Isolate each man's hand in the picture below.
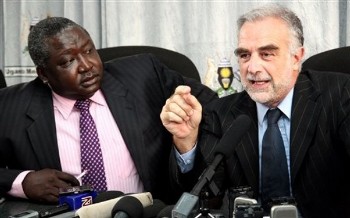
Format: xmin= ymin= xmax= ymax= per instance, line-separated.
xmin=160 ymin=85 xmax=202 ymax=153
xmin=22 ymin=169 xmax=80 ymax=203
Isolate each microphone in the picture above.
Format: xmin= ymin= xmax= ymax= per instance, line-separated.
xmin=269 ymin=197 xmax=298 ymax=218
xmin=172 ymin=115 xmax=251 ymax=218
xmin=58 ymin=185 xmax=97 ymax=210
xmin=111 ymin=196 xmax=144 ymax=218
xmin=8 ymin=210 xmax=40 ymax=218
xmin=157 ymin=205 xmax=174 ymax=218
xmin=232 ymin=197 xmax=259 ymax=218
xmin=270 ymin=204 xmax=298 ymax=218
xmin=39 ymin=205 xmax=71 ymax=218
xmin=39 ymin=185 xmax=99 ymax=218
xmin=39 ymin=190 xmax=124 ymax=218
xmin=75 ymin=192 xmax=153 ymax=218
xmin=94 ymin=191 xmax=124 ymax=203
xmin=192 ymin=114 xmax=251 ymax=196
xmin=143 ymin=199 xmax=167 ymax=218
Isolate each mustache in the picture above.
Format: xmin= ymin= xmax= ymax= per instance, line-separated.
xmin=246 ymin=73 xmax=271 ymax=81
xmin=81 ymin=71 xmax=97 ymax=79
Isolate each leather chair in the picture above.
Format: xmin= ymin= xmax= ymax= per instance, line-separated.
xmin=302 ymin=46 xmax=350 ymax=74
xmin=97 ymin=46 xmax=201 ymax=82
xmin=0 ymin=70 xmax=6 ymax=89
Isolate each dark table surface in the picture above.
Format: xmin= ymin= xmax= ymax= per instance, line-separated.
xmin=0 ymin=197 xmax=58 ymax=218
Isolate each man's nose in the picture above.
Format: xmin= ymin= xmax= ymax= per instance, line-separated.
xmin=247 ymin=54 xmax=262 ymax=74
xmin=78 ymin=55 xmax=92 ymax=72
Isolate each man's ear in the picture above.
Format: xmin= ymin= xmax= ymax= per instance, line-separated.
xmin=36 ymin=67 xmax=48 ymax=83
xmin=293 ymin=46 xmax=305 ymax=71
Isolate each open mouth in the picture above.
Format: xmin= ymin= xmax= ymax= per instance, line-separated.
xmin=251 ymin=80 xmax=268 ymax=85
xmin=249 ymin=79 xmax=270 ymax=89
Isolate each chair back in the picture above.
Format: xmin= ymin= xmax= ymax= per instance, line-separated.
xmin=0 ymin=70 xmax=6 ymax=88
xmin=302 ymin=46 xmax=350 ymax=74
xmin=97 ymin=46 xmax=201 ymax=81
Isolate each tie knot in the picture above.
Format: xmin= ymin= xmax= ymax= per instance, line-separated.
xmin=75 ymin=99 xmax=91 ymax=111
xmin=266 ymin=108 xmax=282 ymax=125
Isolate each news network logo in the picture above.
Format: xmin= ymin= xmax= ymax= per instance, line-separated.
xmin=82 ymin=196 xmax=93 ymax=206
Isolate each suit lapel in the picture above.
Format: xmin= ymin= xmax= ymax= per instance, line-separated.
xmin=290 ymin=73 xmax=322 ymax=183
xmin=231 ymin=93 xmax=260 ymax=192
xmin=100 ymin=71 xmax=147 ymax=181
xmin=227 ymin=74 xmax=323 ymax=191
xmin=26 ymin=80 xmax=61 ymax=169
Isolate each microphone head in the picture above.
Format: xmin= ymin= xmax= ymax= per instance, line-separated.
xmin=143 ymin=199 xmax=167 ymax=218
xmin=111 ymin=196 xmax=144 ymax=218
xmin=156 ymin=205 xmax=174 ymax=218
xmin=214 ymin=114 xmax=251 ymax=157
xmin=94 ymin=190 xmax=124 ymax=203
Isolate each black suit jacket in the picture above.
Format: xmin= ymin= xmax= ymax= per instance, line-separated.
xmin=0 ymin=54 xmax=217 ymax=204
xmin=174 ymin=70 xmax=350 ymax=218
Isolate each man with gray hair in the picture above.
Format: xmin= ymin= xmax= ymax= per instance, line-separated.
xmin=161 ymin=4 xmax=350 ymax=217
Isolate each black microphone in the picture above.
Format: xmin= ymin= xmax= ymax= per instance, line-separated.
xmin=172 ymin=115 xmax=251 ymax=217
xmin=111 ymin=196 xmax=144 ymax=218
xmin=191 ymin=114 xmax=251 ymax=196
xmin=157 ymin=205 xmax=174 ymax=218
xmin=270 ymin=204 xmax=298 ymax=218
xmin=143 ymin=199 xmax=167 ymax=218
xmin=94 ymin=190 xmax=124 ymax=203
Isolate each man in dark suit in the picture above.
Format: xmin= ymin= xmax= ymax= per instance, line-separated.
xmin=161 ymin=4 xmax=350 ymax=218
xmin=0 ymin=17 xmax=216 ymax=204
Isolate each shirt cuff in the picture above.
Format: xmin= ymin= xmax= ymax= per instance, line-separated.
xmin=174 ymin=143 xmax=197 ymax=173
xmin=7 ymin=171 xmax=32 ymax=199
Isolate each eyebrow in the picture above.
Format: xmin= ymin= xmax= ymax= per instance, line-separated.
xmin=234 ymin=44 xmax=279 ymax=56
xmin=234 ymin=48 xmax=249 ymax=56
xmin=258 ymin=44 xmax=279 ymax=52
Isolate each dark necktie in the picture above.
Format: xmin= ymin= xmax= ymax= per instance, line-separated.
xmin=261 ymin=109 xmax=290 ymax=208
xmin=75 ymin=99 xmax=107 ymax=191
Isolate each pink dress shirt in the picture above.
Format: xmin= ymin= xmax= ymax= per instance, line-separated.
xmin=9 ymin=90 xmax=143 ymax=198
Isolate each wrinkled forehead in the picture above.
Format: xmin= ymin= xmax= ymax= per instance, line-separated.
xmin=47 ymin=26 xmax=91 ymax=49
xmin=238 ymin=17 xmax=291 ymax=49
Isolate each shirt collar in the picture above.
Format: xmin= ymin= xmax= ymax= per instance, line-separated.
xmin=52 ymin=90 xmax=106 ymax=119
xmin=256 ymin=88 xmax=294 ymax=126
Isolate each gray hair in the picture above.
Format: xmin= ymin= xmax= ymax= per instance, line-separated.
xmin=237 ymin=4 xmax=304 ymax=54
xmin=28 ymin=17 xmax=89 ymax=68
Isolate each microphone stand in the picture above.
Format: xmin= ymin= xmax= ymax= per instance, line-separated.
xmin=173 ymin=115 xmax=252 ymax=218
xmin=193 ymin=184 xmax=219 ymax=218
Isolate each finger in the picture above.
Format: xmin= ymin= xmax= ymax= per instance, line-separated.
xmin=173 ymin=85 xmax=191 ymax=95
xmin=45 ymin=194 xmax=59 ymax=203
xmin=44 ymin=186 xmax=60 ymax=199
xmin=53 ymin=177 xmax=73 ymax=190
xmin=39 ymin=187 xmax=60 ymax=203
xmin=183 ymin=94 xmax=202 ymax=112
xmin=163 ymin=110 xmax=189 ymax=124
xmin=55 ymin=171 xmax=80 ymax=186
xmin=161 ymin=101 xmax=189 ymax=124
xmin=169 ymin=94 xmax=195 ymax=117
xmin=169 ymin=99 xmax=192 ymax=119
